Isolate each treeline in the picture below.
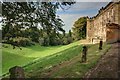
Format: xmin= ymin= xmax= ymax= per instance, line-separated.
xmin=3 ymin=26 xmax=73 ymax=46
xmin=1 ymin=2 xmax=75 ymax=47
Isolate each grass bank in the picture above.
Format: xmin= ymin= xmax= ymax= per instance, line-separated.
xmin=2 ymin=41 xmax=80 ymax=75
xmin=24 ymin=43 xmax=111 ymax=78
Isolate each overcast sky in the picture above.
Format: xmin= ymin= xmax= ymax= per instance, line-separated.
xmin=57 ymin=2 xmax=109 ymax=32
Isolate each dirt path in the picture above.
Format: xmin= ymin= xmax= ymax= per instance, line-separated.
xmin=37 ymin=40 xmax=89 ymax=78
xmin=40 ymin=53 xmax=82 ymax=78
xmin=84 ymin=42 xmax=120 ymax=78
xmin=34 ymin=41 xmax=119 ymax=78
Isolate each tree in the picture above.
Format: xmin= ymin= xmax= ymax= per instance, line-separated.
xmin=72 ymin=17 xmax=87 ymax=41
xmin=1 ymin=1 xmax=75 ymax=46
xmin=69 ymin=30 xmax=72 ymax=37
xmin=24 ymin=27 xmax=40 ymax=42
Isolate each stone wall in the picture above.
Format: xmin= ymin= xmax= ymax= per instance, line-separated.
xmin=106 ymin=23 xmax=120 ymax=42
xmin=118 ymin=2 xmax=120 ymax=25
xmin=86 ymin=19 xmax=94 ymax=43
xmin=87 ymin=2 xmax=120 ymax=44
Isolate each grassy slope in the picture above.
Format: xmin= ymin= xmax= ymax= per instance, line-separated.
xmin=25 ymin=45 xmax=83 ymax=78
xmin=2 ymin=41 xmax=80 ymax=75
xmin=24 ymin=43 xmax=111 ymax=78
xmin=2 ymin=41 xmax=111 ymax=78
xmin=51 ymin=43 xmax=111 ymax=78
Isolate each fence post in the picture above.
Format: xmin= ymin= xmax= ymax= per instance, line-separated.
xmin=99 ymin=40 xmax=103 ymax=50
xmin=81 ymin=45 xmax=88 ymax=63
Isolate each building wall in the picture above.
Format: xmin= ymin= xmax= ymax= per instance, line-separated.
xmin=118 ymin=2 xmax=120 ymax=25
xmin=86 ymin=2 xmax=120 ymax=44
xmin=86 ymin=19 xmax=94 ymax=43
xmin=106 ymin=27 xmax=120 ymax=43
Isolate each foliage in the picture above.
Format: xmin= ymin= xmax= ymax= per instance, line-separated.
xmin=1 ymin=1 xmax=75 ymax=46
xmin=3 ymin=37 xmax=33 ymax=47
xmin=72 ymin=17 xmax=87 ymax=41
xmin=24 ymin=27 xmax=40 ymax=43
xmin=62 ymin=30 xmax=73 ymax=45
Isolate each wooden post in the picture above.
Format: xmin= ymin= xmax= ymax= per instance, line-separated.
xmin=9 ymin=66 xmax=25 ymax=80
xmin=81 ymin=45 xmax=88 ymax=63
xmin=99 ymin=40 xmax=103 ymax=50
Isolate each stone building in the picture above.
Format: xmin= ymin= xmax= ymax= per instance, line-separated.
xmin=87 ymin=2 xmax=120 ymax=44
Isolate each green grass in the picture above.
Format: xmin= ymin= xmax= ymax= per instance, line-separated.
xmin=51 ymin=43 xmax=111 ymax=78
xmin=24 ymin=45 xmax=83 ymax=78
xmin=2 ymin=41 xmax=80 ymax=75
xmin=22 ymin=43 xmax=111 ymax=78
xmin=2 ymin=41 xmax=111 ymax=78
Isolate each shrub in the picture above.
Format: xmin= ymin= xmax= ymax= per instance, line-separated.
xmin=38 ymin=38 xmax=44 ymax=46
xmin=62 ymin=37 xmax=69 ymax=45
xmin=10 ymin=37 xmax=33 ymax=47
xmin=67 ymin=37 xmax=73 ymax=44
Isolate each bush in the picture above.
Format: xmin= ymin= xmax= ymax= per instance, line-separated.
xmin=67 ymin=37 xmax=73 ymax=44
xmin=38 ymin=38 xmax=44 ymax=46
xmin=62 ymin=37 xmax=69 ymax=45
xmin=10 ymin=37 xmax=33 ymax=47
xmin=62 ymin=36 xmax=73 ymax=45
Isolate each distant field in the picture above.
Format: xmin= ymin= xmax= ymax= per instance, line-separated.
xmin=2 ymin=41 xmax=80 ymax=75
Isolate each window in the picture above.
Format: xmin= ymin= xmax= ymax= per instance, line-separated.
xmin=108 ymin=12 xmax=109 ymax=18
xmin=112 ymin=8 xmax=114 ymax=16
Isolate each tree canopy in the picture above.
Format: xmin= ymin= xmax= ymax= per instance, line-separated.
xmin=1 ymin=1 xmax=75 ymax=46
xmin=72 ymin=17 xmax=87 ymax=41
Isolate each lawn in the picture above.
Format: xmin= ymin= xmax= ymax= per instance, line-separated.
xmin=24 ymin=45 xmax=83 ymax=78
xmin=2 ymin=41 xmax=80 ymax=76
xmin=51 ymin=43 xmax=111 ymax=78
xmin=24 ymin=43 xmax=111 ymax=78
xmin=2 ymin=41 xmax=111 ymax=78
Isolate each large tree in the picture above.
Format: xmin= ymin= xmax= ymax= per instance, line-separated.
xmin=72 ymin=17 xmax=87 ymax=41
xmin=1 ymin=1 xmax=75 ymax=46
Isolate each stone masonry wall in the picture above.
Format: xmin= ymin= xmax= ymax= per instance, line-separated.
xmin=87 ymin=2 xmax=120 ymax=44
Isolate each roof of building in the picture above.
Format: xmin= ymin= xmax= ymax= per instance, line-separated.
xmin=88 ymin=1 xmax=120 ymax=20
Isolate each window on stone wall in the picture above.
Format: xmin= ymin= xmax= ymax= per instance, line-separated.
xmin=109 ymin=20 xmax=111 ymax=23
xmin=112 ymin=8 xmax=114 ymax=16
xmin=111 ymin=16 xmax=113 ymax=22
xmin=107 ymin=18 xmax=109 ymax=23
xmin=89 ymin=27 xmax=91 ymax=30
xmin=113 ymin=12 xmax=115 ymax=22
xmin=108 ymin=12 xmax=109 ymax=18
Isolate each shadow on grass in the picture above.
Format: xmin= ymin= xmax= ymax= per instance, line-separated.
xmin=2 ymin=51 xmax=35 ymax=76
